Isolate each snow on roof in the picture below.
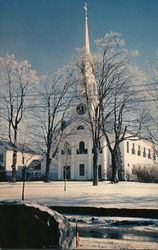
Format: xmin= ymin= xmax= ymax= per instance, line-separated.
xmin=0 ymin=140 xmax=40 ymax=155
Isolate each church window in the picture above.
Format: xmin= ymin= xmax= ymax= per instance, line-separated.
xmin=76 ymin=141 xmax=88 ymax=154
xmin=153 ymin=151 xmax=157 ymax=161
xmin=143 ymin=147 xmax=146 ymax=157
xmin=80 ymin=141 xmax=85 ymax=152
xmin=131 ymin=143 xmax=135 ymax=154
xmin=77 ymin=125 xmax=85 ymax=130
xmin=137 ymin=145 xmax=141 ymax=156
xmin=148 ymin=149 xmax=151 ymax=159
xmin=79 ymin=164 xmax=85 ymax=176
xmin=127 ymin=142 xmax=129 ymax=153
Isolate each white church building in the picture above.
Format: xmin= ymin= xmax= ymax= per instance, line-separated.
xmin=55 ymin=2 xmax=157 ymax=182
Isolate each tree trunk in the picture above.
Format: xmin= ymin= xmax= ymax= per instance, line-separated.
xmin=45 ymin=148 xmax=51 ymax=182
xmin=111 ymin=151 xmax=118 ymax=183
xmin=12 ymin=129 xmax=17 ymax=182
xmin=93 ymin=146 xmax=99 ymax=186
xmin=12 ymin=151 xmax=17 ymax=182
xmin=22 ymin=166 xmax=25 ymax=200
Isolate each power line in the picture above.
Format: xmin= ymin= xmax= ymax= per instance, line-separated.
xmin=0 ymin=88 xmax=157 ymax=102
xmin=0 ymin=98 xmax=157 ymax=111
xmin=0 ymin=81 xmax=157 ymax=99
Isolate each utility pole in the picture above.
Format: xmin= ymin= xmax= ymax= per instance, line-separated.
xmin=22 ymin=155 xmax=25 ymax=200
xmin=64 ymin=142 xmax=69 ymax=191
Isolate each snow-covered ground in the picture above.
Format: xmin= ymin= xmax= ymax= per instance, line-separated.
xmin=0 ymin=181 xmax=158 ymax=208
xmin=71 ymin=237 xmax=158 ymax=249
xmin=1 ymin=181 xmax=158 ymax=249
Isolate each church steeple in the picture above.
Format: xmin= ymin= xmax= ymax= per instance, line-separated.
xmin=77 ymin=0 xmax=98 ymax=98
xmin=84 ymin=1 xmax=90 ymax=54
xmin=73 ymin=0 xmax=98 ymax=120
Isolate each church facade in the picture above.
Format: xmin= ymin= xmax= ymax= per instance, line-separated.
xmin=57 ymin=122 xmax=108 ymax=181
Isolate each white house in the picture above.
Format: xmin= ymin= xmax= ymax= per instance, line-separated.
xmin=0 ymin=140 xmax=42 ymax=179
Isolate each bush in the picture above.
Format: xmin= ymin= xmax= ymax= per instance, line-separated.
xmin=132 ymin=165 xmax=158 ymax=183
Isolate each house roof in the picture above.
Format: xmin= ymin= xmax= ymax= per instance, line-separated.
xmin=0 ymin=140 xmax=40 ymax=155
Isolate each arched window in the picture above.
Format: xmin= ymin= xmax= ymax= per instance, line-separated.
xmin=76 ymin=141 xmax=87 ymax=154
xmin=77 ymin=125 xmax=85 ymax=130
xmin=79 ymin=141 xmax=85 ymax=152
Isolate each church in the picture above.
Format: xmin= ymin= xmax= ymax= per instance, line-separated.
xmin=57 ymin=2 xmax=107 ymax=181
xmin=54 ymin=2 xmax=157 ymax=182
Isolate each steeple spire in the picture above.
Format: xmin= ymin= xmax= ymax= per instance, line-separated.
xmin=84 ymin=1 xmax=90 ymax=54
xmin=73 ymin=0 xmax=98 ymax=120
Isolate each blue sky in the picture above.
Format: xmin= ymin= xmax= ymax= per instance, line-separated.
xmin=0 ymin=0 xmax=158 ymax=76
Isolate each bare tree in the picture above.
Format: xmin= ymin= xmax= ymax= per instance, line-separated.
xmin=21 ymin=150 xmax=38 ymax=200
xmin=143 ymin=53 xmax=158 ymax=161
xmin=0 ymin=54 xmax=38 ymax=182
xmin=31 ymin=66 xmax=74 ymax=182
xmin=77 ymin=32 xmax=146 ymax=185
xmin=92 ymin=32 xmax=147 ymax=183
xmin=84 ymin=76 xmax=102 ymax=186
xmin=145 ymin=53 xmax=158 ymax=145
xmin=63 ymin=141 xmax=70 ymax=191
xmin=77 ymin=49 xmax=102 ymax=186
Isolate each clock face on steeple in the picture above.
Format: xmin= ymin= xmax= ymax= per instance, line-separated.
xmin=76 ymin=103 xmax=87 ymax=115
